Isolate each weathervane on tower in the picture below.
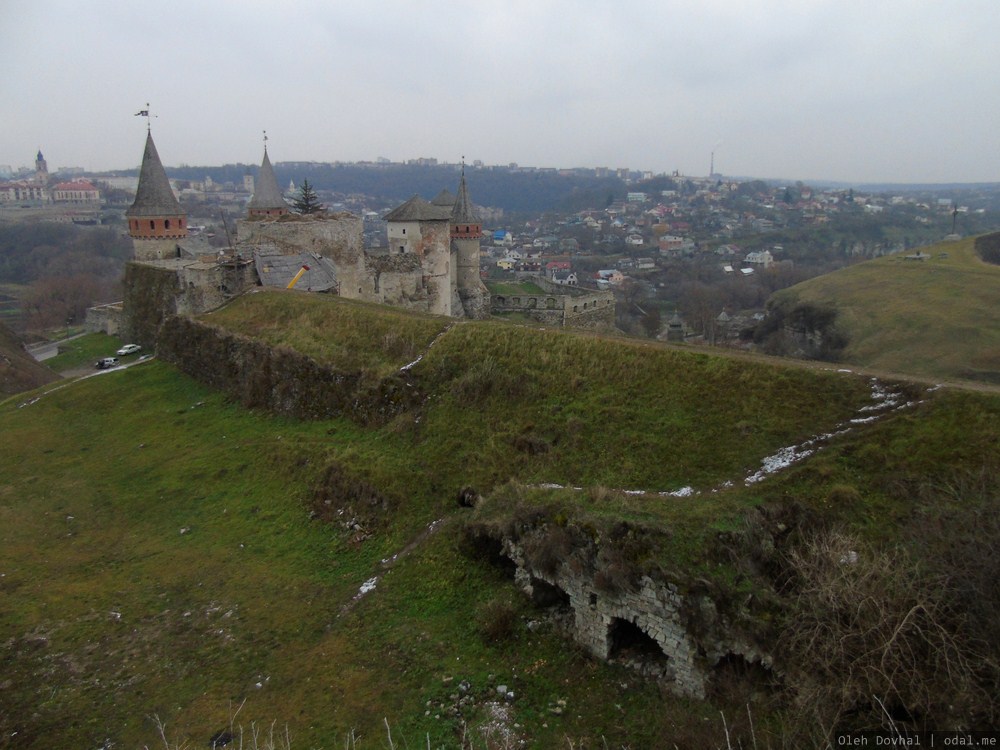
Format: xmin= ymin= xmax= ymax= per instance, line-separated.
xmin=134 ymin=103 xmax=156 ymax=131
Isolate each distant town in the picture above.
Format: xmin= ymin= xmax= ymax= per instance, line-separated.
xmin=2 ymin=147 xmax=998 ymax=342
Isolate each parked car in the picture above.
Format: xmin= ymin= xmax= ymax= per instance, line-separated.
xmin=95 ymin=357 xmax=120 ymax=369
xmin=116 ymin=344 xmax=142 ymax=356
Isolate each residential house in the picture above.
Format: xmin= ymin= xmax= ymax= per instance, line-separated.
xmin=596 ymin=269 xmax=625 ymax=285
xmin=552 ymin=270 xmax=578 ymax=286
xmin=546 ymin=260 xmax=571 ymax=276
xmin=744 ymin=249 xmax=774 ymax=268
xmin=659 ymin=235 xmax=686 ymax=253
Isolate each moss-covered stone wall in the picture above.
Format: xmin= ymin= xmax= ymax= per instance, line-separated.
xmin=156 ymin=315 xmax=421 ymax=424
xmin=121 ymin=262 xmax=182 ymax=349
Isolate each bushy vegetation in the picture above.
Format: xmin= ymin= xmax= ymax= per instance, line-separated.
xmin=0 ymin=223 xmax=130 ymax=332
xmin=752 ymin=297 xmax=848 ymax=360
xmin=975 ymin=230 xmax=1000 ymax=265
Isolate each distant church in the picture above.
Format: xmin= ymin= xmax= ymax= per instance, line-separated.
xmin=124 ymin=128 xmax=490 ymax=320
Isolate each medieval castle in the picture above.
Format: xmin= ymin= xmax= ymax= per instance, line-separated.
xmin=89 ymin=129 xmax=613 ymax=343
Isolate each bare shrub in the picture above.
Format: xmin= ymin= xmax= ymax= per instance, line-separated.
xmin=779 ymin=528 xmax=985 ymax=739
xmin=477 ymin=597 xmax=519 ymax=643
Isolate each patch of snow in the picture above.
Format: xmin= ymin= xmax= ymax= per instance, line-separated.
xmin=745 ymin=445 xmax=815 ymax=485
xmin=399 ymin=354 xmax=423 ymax=372
xmin=355 ymin=576 xmax=379 ymax=599
xmin=664 ymin=486 xmax=695 ymax=497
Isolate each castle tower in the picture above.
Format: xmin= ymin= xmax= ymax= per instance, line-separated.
xmin=126 ymin=131 xmax=187 ymax=261
xmin=451 ymin=168 xmax=489 ymax=318
xmin=384 ymin=195 xmax=453 ymax=316
xmin=247 ymin=143 xmax=289 ymax=219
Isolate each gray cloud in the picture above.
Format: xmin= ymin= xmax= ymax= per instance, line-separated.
xmin=1 ymin=0 xmax=998 ymax=182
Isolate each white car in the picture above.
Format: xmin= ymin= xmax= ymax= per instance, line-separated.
xmin=116 ymin=344 xmax=142 ymax=356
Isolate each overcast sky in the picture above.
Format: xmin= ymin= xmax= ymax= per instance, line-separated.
xmin=2 ymin=0 xmax=999 ymax=184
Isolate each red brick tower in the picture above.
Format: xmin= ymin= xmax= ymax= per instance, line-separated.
xmin=126 ymin=130 xmax=187 ymax=260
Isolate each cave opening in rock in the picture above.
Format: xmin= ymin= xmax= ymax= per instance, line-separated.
xmin=467 ymin=534 xmax=517 ymax=579
xmin=607 ymin=617 xmax=668 ymax=662
xmin=530 ymin=576 xmax=570 ymax=608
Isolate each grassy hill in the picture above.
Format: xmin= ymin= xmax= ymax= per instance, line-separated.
xmin=0 ymin=321 xmax=59 ymax=395
xmin=1 ymin=293 xmax=998 ymax=748
xmin=768 ymin=235 xmax=1000 ymax=382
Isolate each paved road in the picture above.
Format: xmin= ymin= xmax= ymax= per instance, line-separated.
xmin=25 ymin=332 xmax=89 ymax=362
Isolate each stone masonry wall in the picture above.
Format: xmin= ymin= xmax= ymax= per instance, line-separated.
xmin=238 ymin=214 xmax=366 ymax=295
xmin=156 ymin=315 xmax=422 ymax=425
xmin=501 ymin=538 xmax=769 ymax=699
xmin=85 ymin=303 xmax=123 ymax=336
xmin=121 ymin=262 xmax=182 ymax=348
xmin=490 ymin=285 xmax=616 ymax=329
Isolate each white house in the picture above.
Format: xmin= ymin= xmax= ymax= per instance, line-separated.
xmin=744 ymin=250 xmax=774 ymax=268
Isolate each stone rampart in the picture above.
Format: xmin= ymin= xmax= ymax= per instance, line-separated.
xmin=121 ymin=262 xmax=182 ymax=347
xmin=85 ymin=302 xmax=123 ymax=336
xmin=491 ymin=284 xmax=615 ymax=329
xmin=156 ymin=315 xmax=421 ymax=425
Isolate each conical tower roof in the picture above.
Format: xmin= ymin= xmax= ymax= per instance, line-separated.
xmin=451 ymin=172 xmax=479 ymax=224
xmin=248 ymin=148 xmax=289 ymax=211
xmin=431 ymin=188 xmax=455 ymax=207
xmin=127 ymin=131 xmax=182 ymax=217
xmin=384 ymin=194 xmax=451 ymax=222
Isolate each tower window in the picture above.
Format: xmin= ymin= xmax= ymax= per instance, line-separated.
xmin=165 ymin=219 xmax=170 ymax=229
xmin=149 ymin=220 xmax=155 ymax=230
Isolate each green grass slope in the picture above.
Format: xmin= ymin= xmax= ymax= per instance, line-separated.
xmin=0 ymin=321 xmax=59 ymax=395
xmin=1 ymin=293 xmax=997 ymax=748
xmin=770 ymin=235 xmax=1000 ymax=382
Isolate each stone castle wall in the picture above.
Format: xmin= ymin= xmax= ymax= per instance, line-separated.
xmin=121 ymin=259 xmax=257 ymax=347
xmin=121 ymin=262 xmax=183 ymax=347
xmin=85 ymin=302 xmax=123 ymax=336
xmin=365 ymin=251 xmax=428 ymax=309
xmin=156 ymin=315 xmax=422 ymax=424
xmin=491 ymin=283 xmax=615 ymax=329
xmin=238 ymin=214 xmax=366 ymax=295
